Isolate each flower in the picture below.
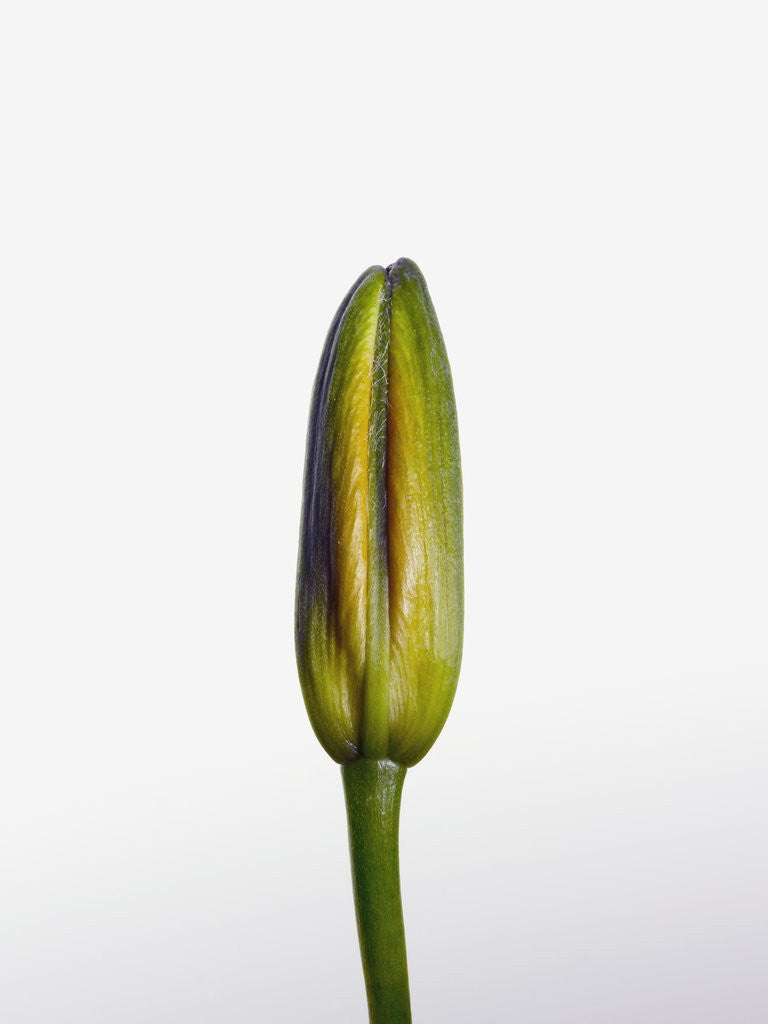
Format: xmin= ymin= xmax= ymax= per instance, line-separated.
xmin=296 ymin=259 xmax=463 ymax=766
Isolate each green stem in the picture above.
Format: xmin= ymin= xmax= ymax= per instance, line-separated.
xmin=342 ymin=758 xmax=411 ymax=1024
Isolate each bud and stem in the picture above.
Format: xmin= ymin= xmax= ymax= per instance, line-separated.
xmin=296 ymin=259 xmax=462 ymax=1022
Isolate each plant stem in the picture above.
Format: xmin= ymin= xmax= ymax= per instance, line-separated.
xmin=342 ymin=758 xmax=411 ymax=1024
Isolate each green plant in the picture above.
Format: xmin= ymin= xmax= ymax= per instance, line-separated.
xmin=296 ymin=258 xmax=463 ymax=1023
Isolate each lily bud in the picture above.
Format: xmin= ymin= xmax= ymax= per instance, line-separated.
xmin=296 ymin=258 xmax=463 ymax=767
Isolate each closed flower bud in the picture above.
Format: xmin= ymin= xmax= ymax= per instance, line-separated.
xmin=296 ymin=258 xmax=463 ymax=767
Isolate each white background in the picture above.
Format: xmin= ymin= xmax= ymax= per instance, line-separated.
xmin=1 ymin=3 xmax=767 ymax=1022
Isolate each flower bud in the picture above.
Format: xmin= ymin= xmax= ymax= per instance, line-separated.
xmin=296 ymin=259 xmax=462 ymax=767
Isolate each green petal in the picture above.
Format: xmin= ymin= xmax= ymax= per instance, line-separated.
xmin=386 ymin=259 xmax=463 ymax=765
xmin=296 ymin=267 xmax=388 ymax=762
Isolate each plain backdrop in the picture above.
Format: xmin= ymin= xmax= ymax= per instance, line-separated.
xmin=1 ymin=2 xmax=766 ymax=1022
